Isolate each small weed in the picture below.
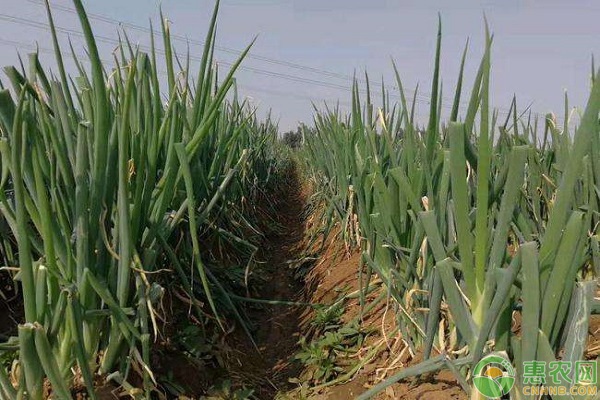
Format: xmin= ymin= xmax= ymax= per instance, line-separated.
xmin=176 ymin=325 xmax=216 ymax=360
xmin=311 ymin=303 xmax=344 ymax=330
xmin=205 ymin=380 xmax=255 ymax=400
xmin=294 ymin=323 xmax=368 ymax=384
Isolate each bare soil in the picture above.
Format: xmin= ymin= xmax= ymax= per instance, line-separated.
xmin=218 ymin=167 xmax=311 ymax=398
xmin=296 ymin=228 xmax=466 ymax=400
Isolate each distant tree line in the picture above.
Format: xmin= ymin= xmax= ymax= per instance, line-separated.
xmin=281 ymin=125 xmax=304 ymax=149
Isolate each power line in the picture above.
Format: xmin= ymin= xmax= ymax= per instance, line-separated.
xmin=28 ymin=0 xmax=457 ymax=105
xmin=0 ymin=11 xmax=437 ymax=107
xmin=0 ymin=9 xmax=553 ymax=122
xmin=26 ymin=0 xmax=365 ymax=82
xmin=0 ymin=36 xmax=559 ymax=130
xmin=25 ymin=1 xmax=554 ymax=121
xmin=0 ymin=37 xmax=354 ymax=107
xmin=0 ymin=37 xmax=359 ymax=132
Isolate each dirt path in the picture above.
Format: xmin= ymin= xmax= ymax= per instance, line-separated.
xmin=225 ymin=166 xmax=308 ymax=399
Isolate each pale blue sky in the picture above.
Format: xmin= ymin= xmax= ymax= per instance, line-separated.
xmin=1 ymin=0 xmax=599 ymax=130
